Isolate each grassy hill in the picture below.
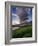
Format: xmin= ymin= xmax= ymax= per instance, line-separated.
xmin=12 ymin=25 xmax=32 ymax=38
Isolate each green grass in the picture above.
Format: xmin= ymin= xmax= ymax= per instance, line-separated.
xmin=12 ymin=25 xmax=32 ymax=38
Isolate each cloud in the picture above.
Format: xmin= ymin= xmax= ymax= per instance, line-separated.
xmin=12 ymin=13 xmax=20 ymax=25
xmin=11 ymin=7 xmax=32 ymax=24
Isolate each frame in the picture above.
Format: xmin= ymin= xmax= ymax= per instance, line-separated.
xmin=5 ymin=2 xmax=37 ymax=44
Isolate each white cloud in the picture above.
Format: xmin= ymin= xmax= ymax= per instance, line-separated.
xmin=12 ymin=14 xmax=20 ymax=25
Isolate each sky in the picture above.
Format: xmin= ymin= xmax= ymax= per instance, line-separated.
xmin=11 ymin=6 xmax=32 ymax=25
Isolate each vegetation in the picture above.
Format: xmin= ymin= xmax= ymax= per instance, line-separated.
xmin=12 ymin=25 xmax=32 ymax=38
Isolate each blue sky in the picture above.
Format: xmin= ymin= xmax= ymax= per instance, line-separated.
xmin=11 ymin=6 xmax=32 ymax=23
xmin=11 ymin=6 xmax=16 ymax=14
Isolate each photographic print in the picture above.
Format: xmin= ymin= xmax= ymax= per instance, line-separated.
xmin=11 ymin=6 xmax=32 ymax=38
xmin=5 ymin=2 xmax=37 ymax=44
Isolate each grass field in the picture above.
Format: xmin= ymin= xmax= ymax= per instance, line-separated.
xmin=12 ymin=25 xmax=32 ymax=38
